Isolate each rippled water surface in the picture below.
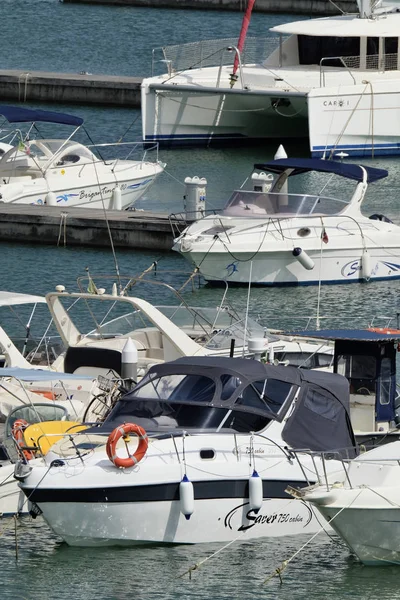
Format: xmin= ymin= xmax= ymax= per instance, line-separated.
xmin=0 ymin=2 xmax=400 ymax=598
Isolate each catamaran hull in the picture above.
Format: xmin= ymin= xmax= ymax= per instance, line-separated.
xmin=141 ymin=83 xmax=308 ymax=147
xmin=176 ymin=247 xmax=400 ymax=285
xmin=25 ymin=494 xmax=315 ymax=547
xmin=142 ymin=79 xmax=400 ymax=157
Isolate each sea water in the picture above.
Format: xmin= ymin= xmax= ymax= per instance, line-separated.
xmin=0 ymin=1 xmax=399 ymax=598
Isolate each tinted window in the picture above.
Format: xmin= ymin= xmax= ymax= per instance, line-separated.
xmin=298 ymin=35 xmax=360 ymax=66
xmin=235 ymin=379 xmax=294 ymax=415
xmin=132 ymin=374 xmax=216 ymax=403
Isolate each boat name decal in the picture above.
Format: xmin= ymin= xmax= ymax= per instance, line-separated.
xmin=341 ymin=259 xmax=400 ymax=278
xmin=79 ymin=184 xmax=128 ymax=202
xmin=226 ymin=261 xmax=239 ymax=277
xmin=224 ymin=501 xmax=312 ymax=532
xmin=323 ymin=99 xmax=350 ymax=108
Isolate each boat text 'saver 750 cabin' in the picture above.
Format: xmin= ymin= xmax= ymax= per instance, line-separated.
xmin=17 ymin=357 xmax=356 ymax=546
xmin=142 ymin=0 xmax=400 ymax=157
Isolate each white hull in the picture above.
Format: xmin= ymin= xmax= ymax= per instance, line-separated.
xmin=0 ymin=464 xmax=28 ymax=516
xmin=0 ymin=169 xmax=162 ymax=210
xmin=142 ymin=82 xmax=308 ymax=146
xmin=143 ymin=78 xmax=400 ymax=157
xmin=181 ymin=246 xmax=400 ymax=285
xmin=20 ymin=430 xmax=339 ymax=546
xmin=38 ymin=496 xmax=315 ymax=547
xmin=315 ymin=504 xmax=400 ymax=566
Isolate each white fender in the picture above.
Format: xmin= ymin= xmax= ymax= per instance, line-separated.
xmin=45 ymin=191 xmax=57 ymax=206
xmin=179 ymin=474 xmax=194 ymax=520
xmin=292 ymin=247 xmax=315 ymax=270
xmin=362 ymin=248 xmax=372 ymax=281
xmin=249 ymin=469 xmax=263 ymax=513
xmin=111 ymin=186 xmax=122 ymax=210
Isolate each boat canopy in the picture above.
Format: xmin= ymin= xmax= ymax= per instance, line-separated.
xmin=270 ymin=12 xmax=400 ymax=38
xmin=254 ymin=158 xmax=388 ymax=183
xmin=102 ymin=356 xmax=356 ymax=457
xmin=286 ymin=328 xmax=400 ymax=342
xmin=0 ymin=291 xmax=46 ymax=307
xmin=0 ymin=367 xmax=93 ymax=381
xmin=0 ymin=106 xmax=83 ymax=127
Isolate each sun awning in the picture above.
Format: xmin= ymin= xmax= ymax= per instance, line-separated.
xmin=254 ymin=158 xmax=388 ymax=183
xmin=270 ymin=12 xmax=400 ymax=38
xmin=0 ymin=106 xmax=83 ymax=127
xmin=0 ymin=291 xmax=46 ymax=307
xmin=0 ymin=367 xmax=93 ymax=381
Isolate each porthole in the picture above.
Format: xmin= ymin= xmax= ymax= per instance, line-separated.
xmin=200 ymin=449 xmax=215 ymax=460
xmin=297 ymin=227 xmax=311 ymax=237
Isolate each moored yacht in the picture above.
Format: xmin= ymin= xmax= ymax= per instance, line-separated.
xmin=297 ymin=441 xmax=400 ymax=566
xmin=17 ymin=356 xmax=356 ymax=546
xmin=173 ymin=158 xmax=399 ymax=285
xmin=141 ymin=0 xmax=400 ymax=157
xmin=0 ymin=106 xmax=164 ymax=209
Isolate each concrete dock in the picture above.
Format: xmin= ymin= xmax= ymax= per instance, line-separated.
xmin=0 ymin=204 xmax=181 ymax=251
xmin=0 ymin=69 xmax=142 ymax=108
xmin=62 ymin=0 xmax=358 ymax=15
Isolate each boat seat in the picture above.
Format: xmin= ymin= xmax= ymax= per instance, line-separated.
xmin=349 ymin=393 xmax=375 ymax=432
xmin=127 ymin=328 xmax=164 ymax=360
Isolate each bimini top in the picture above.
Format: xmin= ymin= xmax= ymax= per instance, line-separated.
xmin=0 ymin=291 xmax=46 ymax=307
xmin=254 ymin=158 xmax=388 ymax=184
xmin=286 ymin=328 xmax=400 ymax=342
xmin=0 ymin=106 xmax=83 ymax=127
xmin=270 ymin=11 xmax=400 ymax=38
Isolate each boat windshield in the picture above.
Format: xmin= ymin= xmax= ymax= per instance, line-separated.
xmin=87 ymin=304 xmax=268 ymax=350
xmin=104 ymin=372 xmax=295 ymax=433
xmin=223 ymin=190 xmax=349 ymax=218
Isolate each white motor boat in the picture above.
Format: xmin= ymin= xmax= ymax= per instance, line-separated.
xmin=0 ymin=105 xmax=164 ymax=209
xmin=0 ymin=401 xmax=87 ymax=516
xmin=141 ymin=0 xmax=400 ymax=157
xmin=297 ymin=440 xmax=400 ymax=566
xmin=173 ymin=158 xmax=400 ymax=285
xmin=17 ymin=356 xmax=356 ymax=546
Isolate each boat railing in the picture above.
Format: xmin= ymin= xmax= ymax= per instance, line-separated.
xmin=168 ymin=209 xmax=222 ymax=237
xmin=320 ymin=53 xmax=400 ymax=86
xmin=151 ymin=37 xmax=278 ymax=77
xmin=320 ymin=57 xmax=356 ymax=87
xmin=85 ymin=140 xmax=160 ymax=165
xmin=290 ymin=448 xmax=400 ymax=495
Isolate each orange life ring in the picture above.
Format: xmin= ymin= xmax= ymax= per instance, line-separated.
xmin=106 ymin=423 xmax=148 ymax=468
xmin=12 ymin=418 xmax=34 ymax=461
xmin=31 ymin=390 xmax=56 ymax=400
xmin=367 ymin=327 xmax=400 ymax=335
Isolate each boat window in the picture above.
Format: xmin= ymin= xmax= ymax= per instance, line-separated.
xmin=131 ymin=373 xmax=216 ymax=403
xmin=304 ymin=386 xmax=340 ymax=421
xmin=337 ymin=354 xmax=376 ymax=395
xmin=105 ymin=396 xmax=270 ymax=433
xmin=235 ymin=378 xmax=294 ymax=416
xmin=223 ymin=190 xmax=348 ymax=218
xmin=379 ymin=357 xmax=392 ymax=405
xmin=298 ymin=35 xmax=360 ymax=66
xmin=274 ymin=351 xmax=315 ymax=368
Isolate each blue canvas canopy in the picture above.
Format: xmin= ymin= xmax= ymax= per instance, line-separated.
xmin=254 ymin=158 xmax=388 ymax=184
xmin=286 ymin=328 xmax=400 ymax=342
xmin=0 ymin=105 xmax=83 ymax=127
xmin=0 ymin=367 xmax=93 ymax=381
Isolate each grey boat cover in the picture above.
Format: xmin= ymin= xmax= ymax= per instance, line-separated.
xmin=141 ymin=356 xmax=356 ymax=457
